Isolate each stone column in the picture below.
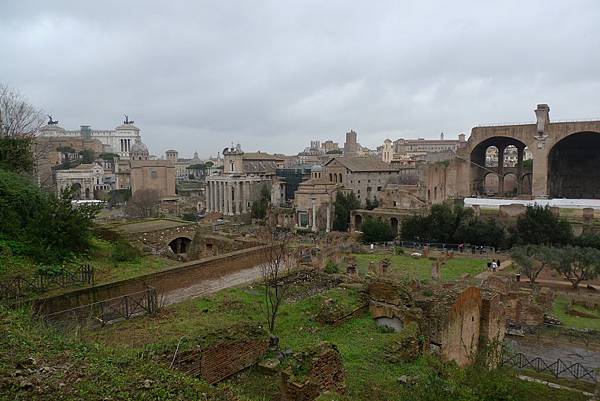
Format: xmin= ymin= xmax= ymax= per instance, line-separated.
xmin=207 ymin=181 xmax=212 ymax=212
xmin=234 ymin=181 xmax=241 ymax=215
xmin=516 ymin=146 xmax=524 ymax=196
xmin=213 ymin=181 xmax=217 ymax=212
xmin=311 ymin=198 xmax=317 ymax=232
xmin=223 ymin=182 xmax=229 ymax=215
xmin=227 ymin=182 xmax=234 ymax=215
xmin=242 ymin=181 xmax=248 ymax=213
xmin=497 ymin=146 xmax=505 ymax=196
xmin=219 ymin=181 xmax=224 ymax=213
xmin=326 ymin=201 xmax=331 ymax=232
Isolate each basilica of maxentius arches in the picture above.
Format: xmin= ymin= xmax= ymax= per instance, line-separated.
xmin=453 ymin=104 xmax=600 ymax=200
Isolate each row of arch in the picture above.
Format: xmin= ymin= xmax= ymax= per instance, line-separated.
xmin=470 ymin=131 xmax=600 ymax=199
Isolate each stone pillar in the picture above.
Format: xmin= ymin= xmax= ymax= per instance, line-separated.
xmin=497 ymin=146 xmax=505 ymax=196
xmin=220 ymin=182 xmax=226 ymax=213
xmin=326 ymin=202 xmax=331 ymax=232
xmin=213 ymin=181 xmax=217 ymax=212
xmin=311 ymin=198 xmax=317 ymax=232
xmin=516 ymin=146 xmax=524 ymax=196
xmin=228 ymin=182 xmax=234 ymax=215
xmin=207 ymin=181 xmax=212 ymax=212
xmin=234 ymin=181 xmax=241 ymax=215
xmin=224 ymin=182 xmax=230 ymax=215
xmin=242 ymin=181 xmax=248 ymax=213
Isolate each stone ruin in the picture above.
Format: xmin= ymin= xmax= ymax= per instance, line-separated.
xmin=368 ymin=258 xmax=391 ymax=276
xmin=480 ymin=275 xmax=552 ymax=328
xmin=367 ymin=278 xmax=508 ymax=367
xmin=344 ymin=256 xmax=358 ymax=277
xmin=279 ymin=342 xmax=346 ymax=401
xmin=170 ymin=323 xmax=269 ymax=384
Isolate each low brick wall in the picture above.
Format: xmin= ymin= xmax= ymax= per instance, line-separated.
xmin=201 ymin=339 xmax=269 ymax=383
xmin=33 ymin=245 xmax=270 ymax=315
xmin=174 ymin=338 xmax=269 ymax=384
xmin=280 ymin=343 xmax=346 ymax=401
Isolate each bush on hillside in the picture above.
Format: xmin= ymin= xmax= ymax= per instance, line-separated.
xmin=362 ymin=217 xmax=394 ymax=243
xmin=0 ymin=168 xmax=99 ymax=262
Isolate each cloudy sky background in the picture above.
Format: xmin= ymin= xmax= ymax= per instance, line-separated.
xmin=2 ymin=1 xmax=600 ymax=158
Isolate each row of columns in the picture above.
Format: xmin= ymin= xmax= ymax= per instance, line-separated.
xmin=206 ymin=179 xmax=252 ymax=215
xmin=308 ymin=197 xmax=331 ymax=232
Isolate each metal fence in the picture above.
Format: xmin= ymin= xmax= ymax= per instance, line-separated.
xmin=382 ymin=240 xmax=496 ymax=254
xmin=42 ymin=287 xmax=158 ymax=328
xmin=0 ymin=264 xmax=94 ymax=301
xmin=502 ymin=351 xmax=598 ymax=383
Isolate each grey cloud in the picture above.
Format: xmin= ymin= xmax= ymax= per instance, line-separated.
xmin=1 ymin=0 xmax=599 ymax=157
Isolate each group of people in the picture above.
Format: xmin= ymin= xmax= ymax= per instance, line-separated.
xmin=487 ymin=259 xmax=501 ymax=272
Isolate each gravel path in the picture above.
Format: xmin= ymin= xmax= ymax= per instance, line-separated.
xmin=161 ymin=264 xmax=264 ymax=306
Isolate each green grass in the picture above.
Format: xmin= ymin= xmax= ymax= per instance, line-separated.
xmin=85 ymin=283 xmax=585 ymax=401
xmin=353 ymin=253 xmax=487 ymax=282
xmin=551 ymin=295 xmax=600 ymax=330
xmin=0 ymin=307 xmax=246 ymax=401
xmin=87 ymin=237 xmax=176 ymax=283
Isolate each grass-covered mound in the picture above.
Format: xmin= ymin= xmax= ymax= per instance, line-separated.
xmin=0 ymin=307 xmax=248 ymax=401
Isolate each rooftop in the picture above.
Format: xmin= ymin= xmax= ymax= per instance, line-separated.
xmin=326 ymin=156 xmax=398 ymax=172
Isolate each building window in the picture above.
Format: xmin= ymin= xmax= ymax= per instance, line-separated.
xmin=377 ymin=186 xmax=382 ymax=191
xmin=367 ymin=187 xmax=372 ymax=192
xmin=150 ymin=170 xmax=158 ymax=178
xmin=357 ymin=190 xmax=361 ymax=194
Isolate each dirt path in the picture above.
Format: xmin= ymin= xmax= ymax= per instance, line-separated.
xmin=161 ymin=264 xmax=264 ymax=305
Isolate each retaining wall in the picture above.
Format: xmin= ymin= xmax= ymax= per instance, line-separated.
xmin=33 ymin=245 xmax=270 ymax=315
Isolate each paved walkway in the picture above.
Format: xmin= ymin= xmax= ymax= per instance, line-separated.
xmin=162 ymin=264 xmax=264 ymax=305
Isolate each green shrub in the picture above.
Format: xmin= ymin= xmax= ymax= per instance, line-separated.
xmin=361 ymin=217 xmax=394 ymax=243
xmin=395 ymin=246 xmax=404 ymax=255
xmin=111 ymin=241 xmax=141 ymax=262
xmin=0 ymin=169 xmax=99 ymax=262
xmin=181 ymin=212 xmax=197 ymax=221
xmin=324 ymin=260 xmax=339 ymax=274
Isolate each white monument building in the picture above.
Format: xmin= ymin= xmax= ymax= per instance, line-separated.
xmin=37 ymin=116 xmax=142 ymax=159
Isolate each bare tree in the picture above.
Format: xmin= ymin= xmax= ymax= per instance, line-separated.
xmin=259 ymin=223 xmax=293 ymax=334
xmin=0 ymin=84 xmax=44 ymax=138
xmin=125 ymin=189 xmax=160 ymax=218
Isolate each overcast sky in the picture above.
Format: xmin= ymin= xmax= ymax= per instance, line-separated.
xmin=2 ymin=1 xmax=600 ymax=158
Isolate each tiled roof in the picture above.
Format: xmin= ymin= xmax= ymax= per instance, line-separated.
xmin=242 ymin=152 xmax=285 ymax=161
xmin=325 ymin=156 xmax=398 ymax=172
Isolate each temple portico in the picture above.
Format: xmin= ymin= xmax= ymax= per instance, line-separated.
xmin=206 ymin=175 xmax=271 ymax=215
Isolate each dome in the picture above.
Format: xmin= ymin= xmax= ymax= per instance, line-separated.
xmin=130 ymin=139 xmax=149 ymax=160
xmin=131 ymin=140 xmax=148 ymax=154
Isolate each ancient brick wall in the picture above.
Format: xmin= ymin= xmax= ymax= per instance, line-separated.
xmin=34 ymin=245 xmax=271 ymax=315
xmin=480 ymin=293 xmax=506 ymax=344
xmin=440 ymin=287 xmax=482 ymax=367
xmin=280 ymin=344 xmax=346 ymax=401
xmin=201 ymin=339 xmax=269 ymax=384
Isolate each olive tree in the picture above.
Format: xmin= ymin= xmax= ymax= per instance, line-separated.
xmin=549 ymin=246 xmax=600 ymax=289
xmin=511 ymin=245 xmax=554 ymax=287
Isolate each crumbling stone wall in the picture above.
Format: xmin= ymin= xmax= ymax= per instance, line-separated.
xmin=201 ymin=339 xmax=269 ymax=383
xmin=280 ymin=343 xmax=346 ymax=401
xmin=416 ymin=286 xmax=482 ymax=367
xmin=187 ymin=232 xmax=259 ymax=259
xmin=480 ymin=291 xmax=506 ymax=344
xmin=173 ymin=325 xmax=269 ymax=384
